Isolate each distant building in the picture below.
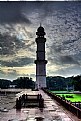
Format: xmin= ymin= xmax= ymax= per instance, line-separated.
xmin=34 ymin=25 xmax=47 ymax=89
xmin=9 ymin=84 xmax=16 ymax=88
xmin=66 ymin=85 xmax=74 ymax=92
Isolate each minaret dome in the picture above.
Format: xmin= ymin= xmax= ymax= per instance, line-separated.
xmin=36 ymin=26 xmax=46 ymax=37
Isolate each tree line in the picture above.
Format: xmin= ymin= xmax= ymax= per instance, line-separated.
xmin=46 ymin=75 xmax=81 ymax=91
xmin=0 ymin=75 xmax=81 ymax=91
xmin=0 ymin=77 xmax=35 ymax=89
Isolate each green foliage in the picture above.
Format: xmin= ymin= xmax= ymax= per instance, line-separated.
xmin=62 ymin=95 xmax=65 ymax=100
xmin=13 ymin=77 xmax=35 ymax=89
xmin=0 ymin=77 xmax=35 ymax=89
xmin=72 ymin=75 xmax=81 ymax=91
xmin=0 ymin=79 xmax=11 ymax=89
xmin=47 ymin=75 xmax=81 ymax=91
xmin=46 ymin=76 xmax=73 ymax=90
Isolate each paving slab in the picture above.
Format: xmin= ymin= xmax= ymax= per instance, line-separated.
xmin=0 ymin=89 xmax=81 ymax=121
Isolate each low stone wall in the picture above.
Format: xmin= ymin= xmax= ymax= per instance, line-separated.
xmin=0 ymin=89 xmax=23 ymax=95
xmin=16 ymin=94 xmax=44 ymax=109
xmin=43 ymin=89 xmax=81 ymax=119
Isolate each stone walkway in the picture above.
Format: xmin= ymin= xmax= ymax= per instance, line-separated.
xmin=0 ymin=90 xmax=81 ymax=121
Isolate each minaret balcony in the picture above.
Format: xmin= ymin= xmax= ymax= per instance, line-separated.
xmin=35 ymin=38 xmax=46 ymax=43
xmin=34 ymin=60 xmax=47 ymax=64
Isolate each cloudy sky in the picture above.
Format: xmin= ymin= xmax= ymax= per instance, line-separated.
xmin=0 ymin=2 xmax=81 ymax=81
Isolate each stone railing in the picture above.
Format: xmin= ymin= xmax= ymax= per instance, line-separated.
xmin=43 ymin=89 xmax=81 ymax=119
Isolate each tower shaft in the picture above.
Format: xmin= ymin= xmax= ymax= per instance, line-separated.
xmin=34 ymin=26 xmax=47 ymax=89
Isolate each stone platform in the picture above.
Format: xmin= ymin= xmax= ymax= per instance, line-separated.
xmin=0 ymin=89 xmax=80 ymax=121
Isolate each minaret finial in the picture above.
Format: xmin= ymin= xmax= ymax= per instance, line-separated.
xmin=40 ymin=23 xmax=41 ymax=27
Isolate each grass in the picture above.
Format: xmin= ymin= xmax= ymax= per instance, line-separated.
xmin=56 ymin=94 xmax=81 ymax=102
xmin=50 ymin=91 xmax=81 ymax=102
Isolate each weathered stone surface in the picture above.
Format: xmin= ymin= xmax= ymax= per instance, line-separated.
xmin=0 ymin=89 xmax=80 ymax=121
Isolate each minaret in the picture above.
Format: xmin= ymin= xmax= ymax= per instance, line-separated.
xmin=34 ymin=25 xmax=47 ymax=89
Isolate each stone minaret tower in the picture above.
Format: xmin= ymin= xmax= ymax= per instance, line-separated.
xmin=34 ymin=25 xmax=47 ymax=89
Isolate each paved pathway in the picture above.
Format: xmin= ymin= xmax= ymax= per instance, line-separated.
xmin=0 ymin=90 xmax=81 ymax=121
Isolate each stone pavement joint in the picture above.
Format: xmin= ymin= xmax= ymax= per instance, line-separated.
xmin=0 ymin=89 xmax=81 ymax=121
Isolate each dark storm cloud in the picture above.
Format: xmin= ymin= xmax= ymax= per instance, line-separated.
xmin=0 ymin=2 xmax=81 ymax=79
xmin=0 ymin=2 xmax=31 ymax=24
xmin=0 ymin=31 xmax=35 ymax=56
xmin=51 ymin=44 xmax=62 ymax=53
xmin=0 ymin=57 xmax=34 ymax=67
xmin=0 ymin=2 xmax=81 ymax=25
xmin=46 ymin=1 xmax=81 ymax=66
xmin=0 ymin=2 xmax=74 ymax=24
xmin=47 ymin=39 xmax=80 ymax=65
xmin=63 ymin=39 xmax=78 ymax=45
xmin=0 ymin=33 xmax=25 ymax=55
xmin=60 ymin=55 xmax=79 ymax=65
xmin=48 ymin=48 xmax=80 ymax=65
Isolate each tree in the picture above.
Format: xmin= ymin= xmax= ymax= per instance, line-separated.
xmin=13 ymin=77 xmax=35 ymax=89
xmin=72 ymin=75 xmax=81 ymax=91
xmin=0 ymin=79 xmax=11 ymax=89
